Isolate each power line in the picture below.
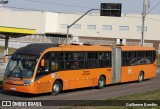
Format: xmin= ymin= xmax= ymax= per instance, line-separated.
xmin=3 ymin=6 xmax=44 ymax=12
xmin=24 ymin=0 xmax=91 ymax=9
xmin=146 ymin=17 xmax=160 ymax=22
xmin=3 ymin=5 xmax=160 ymax=22
xmin=21 ymin=0 xmax=144 ymax=12
xmin=147 ymin=1 xmax=160 ymax=14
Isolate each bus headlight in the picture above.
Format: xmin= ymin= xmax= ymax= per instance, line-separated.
xmin=23 ymin=80 xmax=34 ymax=86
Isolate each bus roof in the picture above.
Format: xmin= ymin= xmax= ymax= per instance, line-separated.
xmin=59 ymin=44 xmax=112 ymax=51
xmin=120 ymin=45 xmax=155 ymax=51
xmin=15 ymin=43 xmax=59 ymax=55
xmin=14 ymin=43 xmax=156 ymax=56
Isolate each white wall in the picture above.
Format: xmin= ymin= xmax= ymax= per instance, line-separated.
xmin=45 ymin=12 xmax=58 ymax=33
xmin=0 ymin=9 xmax=46 ymax=33
xmin=0 ymin=9 xmax=160 ymax=41
xmin=56 ymin=13 xmax=160 ymax=40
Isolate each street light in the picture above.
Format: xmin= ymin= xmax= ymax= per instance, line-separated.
xmin=66 ymin=9 xmax=100 ymax=44
xmin=66 ymin=3 xmax=122 ymax=44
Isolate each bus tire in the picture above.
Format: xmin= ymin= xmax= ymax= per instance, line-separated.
xmin=97 ymin=76 xmax=106 ymax=89
xmin=51 ymin=80 xmax=62 ymax=96
xmin=138 ymin=72 xmax=144 ymax=82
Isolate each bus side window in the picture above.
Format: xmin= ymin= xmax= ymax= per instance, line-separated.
xmin=51 ymin=53 xmax=58 ymax=71
xmin=65 ymin=52 xmax=84 ymax=70
xmin=122 ymin=52 xmax=130 ymax=66
xmin=147 ymin=51 xmax=156 ymax=64
xmin=86 ymin=52 xmax=98 ymax=68
xmin=50 ymin=52 xmax=64 ymax=71
xmin=99 ymin=52 xmax=111 ymax=68
xmin=65 ymin=53 xmax=72 ymax=69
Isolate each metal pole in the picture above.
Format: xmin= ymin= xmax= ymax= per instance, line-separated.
xmin=4 ymin=36 xmax=9 ymax=55
xmin=141 ymin=0 xmax=146 ymax=46
xmin=66 ymin=9 xmax=100 ymax=44
xmin=4 ymin=36 xmax=9 ymax=64
xmin=66 ymin=25 xmax=69 ymax=44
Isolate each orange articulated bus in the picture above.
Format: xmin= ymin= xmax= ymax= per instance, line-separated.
xmin=3 ymin=43 xmax=157 ymax=95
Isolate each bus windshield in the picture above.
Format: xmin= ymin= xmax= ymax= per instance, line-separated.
xmin=5 ymin=54 xmax=38 ymax=78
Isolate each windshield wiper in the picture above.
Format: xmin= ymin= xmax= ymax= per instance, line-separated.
xmin=7 ymin=66 xmax=23 ymax=79
xmin=7 ymin=66 xmax=18 ymax=78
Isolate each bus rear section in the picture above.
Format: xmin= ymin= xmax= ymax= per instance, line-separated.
xmin=111 ymin=46 xmax=157 ymax=84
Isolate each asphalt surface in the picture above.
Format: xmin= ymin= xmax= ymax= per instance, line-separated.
xmin=0 ymin=72 xmax=159 ymax=100
xmin=0 ymin=72 xmax=160 ymax=109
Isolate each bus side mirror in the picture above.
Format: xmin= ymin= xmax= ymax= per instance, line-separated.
xmin=41 ymin=59 xmax=45 ymax=67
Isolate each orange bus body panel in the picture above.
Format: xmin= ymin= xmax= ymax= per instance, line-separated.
xmin=120 ymin=46 xmax=157 ymax=83
xmin=121 ymin=45 xmax=156 ymax=51
xmin=3 ymin=82 xmax=34 ymax=94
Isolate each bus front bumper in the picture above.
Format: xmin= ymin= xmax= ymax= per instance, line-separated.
xmin=3 ymin=82 xmax=34 ymax=94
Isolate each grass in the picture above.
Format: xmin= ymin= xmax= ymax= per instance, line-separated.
xmin=64 ymin=89 xmax=160 ymax=109
xmin=0 ymin=46 xmax=17 ymax=54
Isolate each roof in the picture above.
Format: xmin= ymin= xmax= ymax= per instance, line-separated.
xmin=15 ymin=43 xmax=59 ymax=55
xmin=120 ymin=45 xmax=155 ymax=51
xmin=59 ymin=44 xmax=112 ymax=51
xmin=14 ymin=43 xmax=156 ymax=56
xmin=0 ymin=26 xmax=36 ymax=39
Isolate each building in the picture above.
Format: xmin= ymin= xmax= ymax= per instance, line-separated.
xmin=0 ymin=8 xmax=160 ymax=50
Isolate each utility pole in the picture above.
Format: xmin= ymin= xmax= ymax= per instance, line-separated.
xmin=0 ymin=0 xmax=9 ymax=8
xmin=141 ymin=0 xmax=147 ymax=46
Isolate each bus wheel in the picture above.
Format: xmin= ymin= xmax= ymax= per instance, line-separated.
xmin=51 ymin=81 xmax=62 ymax=96
xmin=97 ymin=76 xmax=106 ymax=89
xmin=138 ymin=72 xmax=144 ymax=82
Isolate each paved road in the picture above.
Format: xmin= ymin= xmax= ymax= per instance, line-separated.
xmin=0 ymin=70 xmax=160 ymax=109
xmin=0 ymin=73 xmax=159 ymax=100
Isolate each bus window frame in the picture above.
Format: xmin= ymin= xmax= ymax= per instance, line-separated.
xmin=85 ymin=52 xmax=99 ymax=69
xmin=99 ymin=51 xmax=112 ymax=68
xmin=35 ymin=52 xmax=51 ymax=80
xmin=122 ymin=50 xmax=156 ymax=66
xmin=64 ymin=52 xmax=85 ymax=70
xmin=50 ymin=52 xmax=65 ymax=72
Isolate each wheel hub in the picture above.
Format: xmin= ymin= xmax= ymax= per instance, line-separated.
xmin=53 ymin=84 xmax=59 ymax=92
xmin=99 ymin=80 xmax=104 ymax=86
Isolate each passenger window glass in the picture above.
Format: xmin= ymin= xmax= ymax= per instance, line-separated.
xmin=65 ymin=52 xmax=84 ymax=70
xmin=99 ymin=52 xmax=111 ymax=67
xmin=86 ymin=52 xmax=98 ymax=68
xmin=123 ymin=51 xmax=156 ymax=66
xmin=51 ymin=52 xmax=64 ymax=71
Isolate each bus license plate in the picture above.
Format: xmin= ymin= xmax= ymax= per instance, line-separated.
xmin=11 ymin=86 xmax=16 ymax=90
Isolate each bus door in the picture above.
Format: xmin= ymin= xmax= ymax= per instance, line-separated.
xmin=34 ymin=53 xmax=52 ymax=93
xmin=112 ymin=47 xmax=122 ymax=84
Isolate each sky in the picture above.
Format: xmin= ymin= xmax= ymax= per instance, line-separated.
xmin=1 ymin=0 xmax=160 ymax=14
